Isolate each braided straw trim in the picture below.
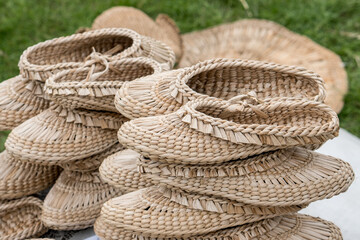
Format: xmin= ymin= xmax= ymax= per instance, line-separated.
xmin=0 ymin=197 xmax=48 ymax=239
xmin=140 ymin=147 xmax=354 ymax=207
xmin=60 ymin=142 xmax=124 ymax=172
xmin=99 ymin=187 xmax=299 ymax=238
xmin=0 ymin=150 xmax=61 ymax=200
xmin=45 ymin=57 xmax=162 ymax=112
xmin=179 ymin=19 xmax=347 ymax=113
xmin=42 ymin=170 xmax=122 ymax=230
xmin=99 ymin=149 xmax=155 ymax=191
xmin=0 ymin=76 xmax=49 ymax=130
xmin=6 ymin=107 xmax=120 ymax=164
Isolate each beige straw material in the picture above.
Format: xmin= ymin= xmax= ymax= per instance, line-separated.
xmin=92 ymin=6 xmax=182 ymax=60
xmin=60 ymin=142 xmax=124 ymax=172
xmin=41 ymin=170 xmax=122 ymax=230
xmin=0 ymin=75 xmax=50 ymax=131
xmin=179 ymin=19 xmax=347 ymax=113
xmin=0 ymin=150 xmax=61 ymax=200
xmin=99 ymin=187 xmax=302 ymax=238
xmin=19 ymin=28 xmax=175 ymax=84
xmin=45 ymin=57 xmax=162 ymax=112
xmin=6 ymin=105 xmax=127 ymax=165
xmin=0 ymin=197 xmax=47 ymax=240
xmin=95 ymin=213 xmax=342 ymax=240
xmin=140 ymin=147 xmax=354 ymax=207
xmin=115 ymin=58 xmax=326 ymax=120
xmin=118 ymin=97 xmax=338 ymax=165
xmin=99 ymin=149 xmax=157 ymax=190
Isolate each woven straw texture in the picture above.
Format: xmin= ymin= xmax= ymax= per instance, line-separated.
xmin=91 ymin=6 xmax=182 ymax=60
xmin=42 ymin=170 xmax=122 ymax=230
xmin=0 ymin=150 xmax=61 ymax=200
xmin=19 ymin=28 xmax=175 ymax=85
xmin=98 ymin=187 xmax=302 ymax=238
xmin=99 ymin=149 xmax=157 ymax=190
xmin=118 ymin=97 xmax=338 ymax=165
xmin=115 ymin=58 xmax=325 ymax=120
xmin=0 ymin=197 xmax=47 ymax=240
xmin=0 ymin=75 xmax=50 ymax=131
xmin=5 ymin=105 xmax=127 ymax=165
xmin=179 ymin=19 xmax=347 ymax=113
xmin=95 ymin=213 xmax=342 ymax=240
xmin=60 ymin=142 xmax=124 ymax=172
xmin=45 ymin=57 xmax=162 ymax=112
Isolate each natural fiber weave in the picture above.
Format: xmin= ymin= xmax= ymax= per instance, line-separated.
xmin=139 ymin=147 xmax=353 ymax=206
xmin=0 ymin=75 xmax=50 ymax=130
xmin=45 ymin=57 xmax=162 ymax=112
xmin=41 ymin=170 xmax=122 ymax=230
xmin=98 ymin=187 xmax=301 ymax=238
xmin=95 ymin=213 xmax=342 ymax=240
xmin=179 ymin=19 xmax=347 ymax=113
xmin=19 ymin=28 xmax=175 ymax=84
xmin=60 ymin=142 xmax=124 ymax=172
xmin=0 ymin=150 xmax=61 ymax=200
xmin=99 ymin=149 xmax=157 ymax=190
xmin=118 ymin=97 xmax=338 ymax=165
xmin=92 ymin=6 xmax=182 ymax=60
xmin=0 ymin=197 xmax=47 ymax=240
xmin=115 ymin=58 xmax=326 ymax=120
xmin=6 ymin=105 xmax=127 ymax=165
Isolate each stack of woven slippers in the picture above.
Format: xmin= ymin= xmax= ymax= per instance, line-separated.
xmin=0 ymin=22 xmax=175 ymax=237
xmin=95 ymin=58 xmax=354 ymax=239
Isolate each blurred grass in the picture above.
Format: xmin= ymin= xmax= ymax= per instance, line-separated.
xmin=0 ymin=0 xmax=359 ymax=151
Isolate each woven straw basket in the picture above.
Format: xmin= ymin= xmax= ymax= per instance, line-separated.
xmin=0 ymin=75 xmax=50 ymax=130
xmin=95 ymin=213 xmax=342 ymax=240
xmin=92 ymin=6 xmax=182 ymax=60
xmin=179 ymin=19 xmax=347 ymax=113
xmin=45 ymin=57 xmax=162 ymax=112
xmin=0 ymin=197 xmax=47 ymax=239
xmin=42 ymin=170 xmax=121 ymax=230
xmin=118 ymin=97 xmax=339 ymax=165
xmin=114 ymin=58 xmax=325 ymax=120
xmin=99 ymin=149 xmax=156 ymax=190
xmin=0 ymin=150 xmax=61 ymax=200
xmin=98 ymin=187 xmax=302 ymax=238
xmin=5 ymin=105 xmax=127 ymax=165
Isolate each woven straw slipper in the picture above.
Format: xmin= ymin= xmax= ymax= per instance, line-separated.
xmin=45 ymin=57 xmax=162 ymax=112
xmin=6 ymin=105 xmax=127 ymax=165
xmin=60 ymin=142 xmax=124 ymax=172
xmin=41 ymin=170 xmax=121 ymax=230
xmin=19 ymin=28 xmax=175 ymax=85
xmin=0 ymin=150 xmax=61 ymax=200
xmin=139 ymin=147 xmax=354 ymax=206
xmin=98 ymin=187 xmax=302 ymax=238
xmin=92 ymin=6 xmax=182 ymax=60
xmin=0 ymin=197 xmax=47 ymax=239
xmin=118 ymin=97 xmax=338 ymax=164
xmin=94 ymin=213 xmax=342 ymax=240
xmin=99 ymin=149 xmax=156 ymax=190
xmin=0 ymin=75 xmax=50 ymax=130
xmin=179 ymin=19 xmax=347 ymax=113
xmin=115 ymin=58 xmax=325 ymax=119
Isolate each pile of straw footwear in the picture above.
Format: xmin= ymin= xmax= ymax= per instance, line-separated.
xmin=0 ymin=6 xmax=354 ymax=240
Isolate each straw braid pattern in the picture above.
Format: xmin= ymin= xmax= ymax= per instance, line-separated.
xmin=42 ymin=170 xmax=122 ymax=230
xmin=0 ymin=150 xmax=61 ymax=200
xmin=0 ymin=197 xmax=48 ymax=240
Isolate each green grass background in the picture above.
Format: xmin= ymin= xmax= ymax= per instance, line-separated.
xmin=0 ymin=0 xmax=359 ymax=152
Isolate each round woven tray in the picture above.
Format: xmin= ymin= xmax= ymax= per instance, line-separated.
xmin=41 ymin=170 xmax=122 ymax=230
xmin=179 ymin=19 xmax=347 ymax=113
xmin=0 ymin=75 xmax=49 ymax=130
xmin=0 ymin=197 xmax=48 ymax=239
xmin=92 ymin=6 xmax=182 ymax=61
